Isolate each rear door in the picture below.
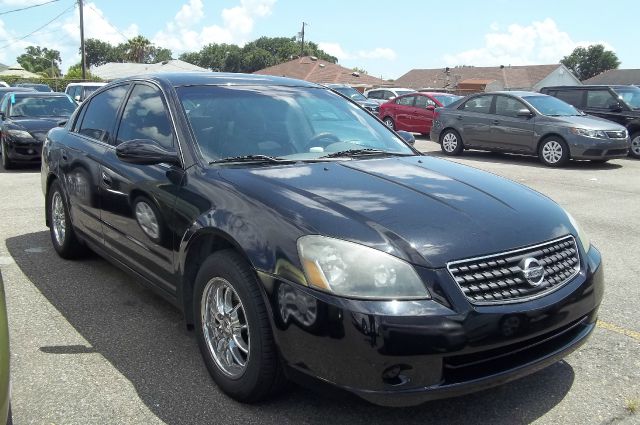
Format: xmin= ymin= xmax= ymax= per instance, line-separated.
xmin=456 ymin=94 xmax=495 ymax=147
xmin=60 ymin=84 xmax=129 ymax=244
xmin=412 ymin=95 xmax=436 ymax=133
xmin=489 ymin=95 xmax=536 ymax=153
xmin=100 ymin=82 xmax=183 ymax=295
xmin=394 ymin=95 xmax=416 ymax=131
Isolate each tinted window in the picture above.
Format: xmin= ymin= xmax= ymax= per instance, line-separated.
xmin=397 ymin=96 xmax=415 ymax=106
xmin=116 ymin=84 xmax=174 ymax=149
xmin=554 ymin=90 xmax=583 ymax=107
xmin=77 ymin=84 xmax=128 ymax=142
xmin=461 ymin=95 xmax=493 ymax=113
xmin=586 ymin=90 xmax=618 ymax=108
xmin=495 ymin=96 xmax=529 ymax=117
xmin=83 ymin=85 xmax=101 ymax=100
xmin=367 ymin=91 xmax=381 ymax=99
xmin=612 ymin=86 xmax=640 ymax=109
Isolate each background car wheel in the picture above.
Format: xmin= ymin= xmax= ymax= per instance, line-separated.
xmin=538 ymin=137 xmax=569 ymax=166
xmin=47 ymin=180 xmax=83 ymax=259
xmin=194 ymin=250 xmax=286 ymax=403
xmin=1 ymin=142 xmax=12 ymax=170
xmin=630 ymin=132 xmax=640 ymax=159
xmin=383 ymin=117 xmax=395 ymax=130
xmin=440 ymin=129 xmax=464 ymax=156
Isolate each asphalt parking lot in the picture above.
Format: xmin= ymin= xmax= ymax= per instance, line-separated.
xmin=1 ymin=138 xmax=639 ymax=425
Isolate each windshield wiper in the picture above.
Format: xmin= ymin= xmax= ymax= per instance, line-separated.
xmin=320 ymin=148 xmax=412 ymax=159
xmin=209 ymin=154 xmax=296 ymax=165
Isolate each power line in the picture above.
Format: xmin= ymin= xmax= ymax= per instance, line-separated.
xmin=0 ymin=0 xmax=60 ymax=16
xmin=85 ymin=2 xmax=130 ymax=42
xmin=0 ymin=2 xmax=76 ymax=50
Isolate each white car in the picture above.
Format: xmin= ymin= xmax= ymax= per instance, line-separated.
xmin=0 ymin=81 xmax=8 ymax=88
xmin=65 ymin=82 xmax=106 ymax=103
xmin=364 ymin=87 xmax=415 ymax=105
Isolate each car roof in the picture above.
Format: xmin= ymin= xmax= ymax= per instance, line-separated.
xmin=419 ymin=92 xmax=458 ymax=96
xmin=492 ymin=90 xmax=544 ymax=97
xmin=66 ymin=82 xmax=106 ymax=87
xmin=542 ymin=85 xmax=637 ymax=90
xmin=113 ymin=72 xmax=322 ymax=88
xmin=0 ymin=87 xmax=35 ymax=93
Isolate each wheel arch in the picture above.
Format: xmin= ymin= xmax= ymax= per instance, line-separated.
xmin=536 ymin=132 xmax=567 ymax=153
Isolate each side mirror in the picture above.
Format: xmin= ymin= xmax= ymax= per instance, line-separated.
xmin=609 ymin=102 xmax=623 ymax=112
xmin=426 ymin=105 xmax=436 ymax=111
xmin=116 ymin=139 xmax=181 ymax=166
xmin=396 ymin=130 xmax=415 ymax=145
xmin=74 ymin=95 xmax=81 ymax=102
xmin=516 ymin=108 xmax=534 ymax=118
xmin=57 ymin=120 xmax=67 ymax=127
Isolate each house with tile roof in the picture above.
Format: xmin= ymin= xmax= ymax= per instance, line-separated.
xmin=254 ymin=56 xmax=387 ymax=89
xmin=583 ymin=69 xmax=640 ymax=85
xmin=394 ymin=64 xmax=581 ymax=94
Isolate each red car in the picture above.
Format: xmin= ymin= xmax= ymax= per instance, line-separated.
xmin=379 ymin=92 xmax=461 ymax=135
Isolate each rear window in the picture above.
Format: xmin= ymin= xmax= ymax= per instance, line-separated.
xmin=554 ymin=90 xmax=583 ymax=107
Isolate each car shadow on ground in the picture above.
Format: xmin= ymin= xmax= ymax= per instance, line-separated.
xmin=0 ymin=163 xmax=40 ymax=174
xmin=7 ymin=231 xmax=576 ymax=425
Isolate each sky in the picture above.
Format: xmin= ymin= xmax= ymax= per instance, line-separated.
xmin=0 ymin=0 xmax=637 ymax=79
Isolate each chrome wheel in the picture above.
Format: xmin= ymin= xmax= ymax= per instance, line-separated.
xmin=542 ymin=140 xmax=563 ymax=164
xmin=135 ymin=201 xmax=159 ymax=240
xmin=442 ymin=132 xmax=458 ymax=152
xmin=201 ymin=277 xmax=250 ymax=378
xmin=384 ymin=118 xmax=394 ymax=129
xmin=51 ymin=192 xmax=66 ymax=246
xmin=631 ymin=135 xmax=640 ymax=157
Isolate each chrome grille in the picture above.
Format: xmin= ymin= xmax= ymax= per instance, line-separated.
xmin=447 ymin=235 xmax=580 ymax=305
xmin=605 ymin=130 xmax=627 ymax=139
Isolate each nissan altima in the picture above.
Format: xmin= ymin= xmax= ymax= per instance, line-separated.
xmin=41 ymin=73 xmax=603 ymax=407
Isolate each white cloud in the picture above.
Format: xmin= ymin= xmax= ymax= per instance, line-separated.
xmin=0 ymin=0 xmax=45 ymax=5
xmin=444 ymin=18 xmax=614 ymax=66
xmin=153 ymin=0 xmax=276 ymax=53
xmin=317 ymin=42 xmax=397 ymax=61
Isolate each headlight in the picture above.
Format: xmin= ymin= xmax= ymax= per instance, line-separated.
xmin=297 ymin=235 xmax=430 ymax=300
xmin=565 ymin=211 xmax=590 ymax=253
xmin=6 ymin=129 xmax=33 ymax=139
xmin=569 ymin=128 xmax=607 ymax=139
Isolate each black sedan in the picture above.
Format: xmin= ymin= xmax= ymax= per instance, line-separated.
xmin=1 ymin=92 xmax=76 ymax=168
xmin=41 ymin=73 xmax=603 ymax=407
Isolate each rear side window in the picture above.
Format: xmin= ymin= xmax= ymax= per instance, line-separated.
xmin=116 ymin=84 xmax=174 ymax=150
xmin=77 ymin=84 xmax=128 ymax=142
xmin=554 ymin=90 xmax=583 ymax=107
xmin=461 ymin=95 xmax=493 ymax=114
xmin=397 ymin=96 xmax=415 ymax=106
xmin=586 ymin=90 xmax=618 ymax=109
xmin=367 ymin=91 xmax=381 ymax=99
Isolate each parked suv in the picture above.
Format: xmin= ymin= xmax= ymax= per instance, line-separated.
xmin=65 ymin=82 xmax=106 ymax=103
xmin=540 ymin=85 xmax=640 ymax=158
xmin=364 ymin=87 xmax=415 ymax=105
xmin=431 ymin=91 xmax=630 ymax=166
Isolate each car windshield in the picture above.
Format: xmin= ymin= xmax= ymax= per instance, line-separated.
xmin=394 ymin=90 xmax=414 ymax=96
xmin=332 ymin=86 xmax=368 ymax=102
xmin=523 ymin=95 xmax=582 ymax=116
xmin=433 ymin=94 xmax=461 ymax=106
xmin=612 ymin=86 xmax=640 ymax=109
xmin=10 ymin=95 xmax=76 ymax=117
xmin=177 ymin=85 xmax=414 ymax=163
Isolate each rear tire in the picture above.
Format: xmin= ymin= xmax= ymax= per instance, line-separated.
xmin=538 ymin=137 xmax=569 ymax=167
xmin=194 ymin=250 xmax=286 ymax=403
xmin=47 ymin=180 xmax=83 ymax=259
xmin=630 ymin=132 xmax=640 ymax=159
xmin=383 ymin=117 xmax=395 ymax=130
xmin=440 ymin=129 xmax=464 ymax=156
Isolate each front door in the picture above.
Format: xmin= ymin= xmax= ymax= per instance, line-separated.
xmin=100 ymin=82 xmax=183 ymax=295
xmin=489 ymin=95 xmax=536 ymax=153
xmin=412 ymin=95 xmax=436 ymax=134
xmin=394 ymin=95 xmax=416 ymax=131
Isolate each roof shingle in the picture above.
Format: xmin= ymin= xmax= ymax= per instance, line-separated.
xmin=583 ymin=69 xmax=640 ymax=85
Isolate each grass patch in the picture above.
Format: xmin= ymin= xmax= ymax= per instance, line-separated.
xmin=625 ymin=398 xmax=638 ymax=414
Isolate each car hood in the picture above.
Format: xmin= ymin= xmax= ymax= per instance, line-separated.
xmin=355 ymin=99 xmax=379 ymax=109
xmin=220 ymin=156 xmax=574 ymax=268
xmin=545 ymin=114 xmax=627 ymax=130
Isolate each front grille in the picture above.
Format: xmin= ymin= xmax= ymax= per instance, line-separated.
xmin=447 ymin=235 xmax=580 ymax=305
xmin=605 ymin=130 xmax=627 ymax=139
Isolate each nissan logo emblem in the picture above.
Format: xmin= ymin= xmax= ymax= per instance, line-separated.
xmin=521 ymin=257 xmax=545 ymax=287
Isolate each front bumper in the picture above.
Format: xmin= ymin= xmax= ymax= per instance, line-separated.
xmin=3 ymin=138 xmax=42 ymax=162
xmin=260 ymin=246 xmax=603 ymax=406
xmin=568 ymin=135 xmax=630 ymax=160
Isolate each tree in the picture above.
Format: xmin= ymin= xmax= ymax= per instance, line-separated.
xmin=561 ymin=44 xmax=620 ymax=81
xmin=84 ymin=38 xmax=118 ymax=67
xmin=123 ymin=35 xmax=153 ymax=63
xmin=64 ymin=62 xmax=101 ymax=80
xmin=241 ymin=48 xmax=274 ymax=73
xmin=83 ymin=37 xmax=172 ymax=66
xmin=17 ymin=46 xmax=62 ymax=77
xmin=179 ymin=43 xmax=241 ymax=71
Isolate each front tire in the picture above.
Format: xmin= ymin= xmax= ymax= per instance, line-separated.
xmin=440 ymin=129 xmax=464 ymax=155
xmin=1 ymin=142 xmax=12 ymax=170
xmin=383 ymin=117 xmax=395 ymax=130
xmin=538 ymin=137 xmax=569 ymax=166
xmin=194 ymin=250 xmax=285 ymax=403
xmin=47 ymin=180 xmax=83 ymax=259
xmin=630 ymin=132 xmax=640 ymax=159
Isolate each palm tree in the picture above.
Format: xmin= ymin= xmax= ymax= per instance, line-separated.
xmin=125 ymin=36 xmax=152 ymax=63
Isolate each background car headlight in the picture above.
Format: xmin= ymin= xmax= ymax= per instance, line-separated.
xmin=565 ymin=211 xmax=591 ymax=253
xmin=569 ymin=128 xmax=607 ymax=139
xmin=297 ymin=235 xmax=430 ymax=299
xmin=6 ymin=129 xmax=33 ymax=139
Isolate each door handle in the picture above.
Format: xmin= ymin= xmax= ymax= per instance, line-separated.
xmin=101 ymin=172 xmax=112 ymax=187
xmin=492 ymin=120 xmax=500 ymax=125
xmin=456 ymin=115 xmax=463 ymax=120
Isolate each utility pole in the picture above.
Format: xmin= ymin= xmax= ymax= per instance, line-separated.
xmin=79 ymin=0 xmax=86 ymax=79
xmin=299 ymin=22 xmax=308 ymax=57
